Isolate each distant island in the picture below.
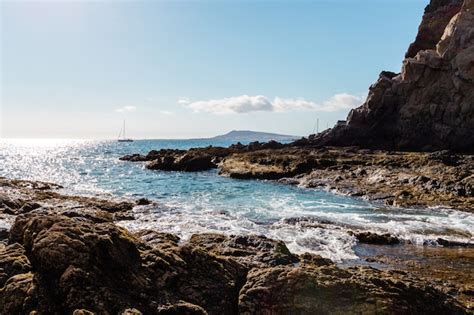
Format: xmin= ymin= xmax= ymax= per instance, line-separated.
xmin=207 ymin=130 xmax=299 ymax=142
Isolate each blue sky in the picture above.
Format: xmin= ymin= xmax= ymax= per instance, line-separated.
xmin=1 ymin=0 xmax=427 ymax=139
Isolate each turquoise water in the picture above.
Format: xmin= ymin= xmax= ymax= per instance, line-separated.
xmin=1 ymin=139 xmax=473 ymax=261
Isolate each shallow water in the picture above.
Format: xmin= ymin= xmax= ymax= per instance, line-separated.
xmin=0 ymin=138 xmax=473 ymax=261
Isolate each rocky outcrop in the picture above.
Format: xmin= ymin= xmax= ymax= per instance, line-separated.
xmin=312 ymin=0 xmax=474 ymax=152
xmin=0 ymin=178 xmax=472 ymax=313
xmin=0 ymin=212 xmax=468 ymax=314
xmin=220 ymin=147 xmax=474 ymax=211
xmin=119 ymin=141 xmax=286 ymax=172
xmin=0 ymin=176 xmax=137 ymax=222
xmin=239 ymin=265 xmax=465 ymax=314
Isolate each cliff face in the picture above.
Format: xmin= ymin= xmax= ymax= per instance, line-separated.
xmin=313 ymin=0 xmax=474 ymax=152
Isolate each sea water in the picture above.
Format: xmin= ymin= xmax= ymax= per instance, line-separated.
xmin=0 ymin=138 xmax=472 ymax=261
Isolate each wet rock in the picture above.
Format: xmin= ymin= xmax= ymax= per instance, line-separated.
xmin=146 ymin=153 xmax=216 ymax=172
xmin=354 ymin=231 xmax=400 ymax=245
xmin=437 ymin=238 xmax=474 ymax=247
xmin=136 ymin=198 xmax=152 ymax=206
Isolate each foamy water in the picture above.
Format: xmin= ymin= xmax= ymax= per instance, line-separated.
xmin=0 ymin=138 xmax=473 ymax=261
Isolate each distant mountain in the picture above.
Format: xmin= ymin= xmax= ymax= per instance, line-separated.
xmin=211 ymin=130 xmax=299 ymax=142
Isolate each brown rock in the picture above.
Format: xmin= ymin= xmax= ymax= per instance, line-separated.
xmin=311 ymin=0 xmax=474 ymax=152
xmin=354 ymin=231 xmax=400 ymax=245
xmin=238 ymin=265 xmax=467 ymax=314
xmin=188 ymin=233 xmax=299 ymax=268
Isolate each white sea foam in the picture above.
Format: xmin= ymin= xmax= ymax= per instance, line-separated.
xmin=2 ymin=139 xmax=473 ymax=262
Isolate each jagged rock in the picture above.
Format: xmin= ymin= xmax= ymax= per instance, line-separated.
xmin=354 ymin=231 xmax=400 ymax=245
xmin=238 ymin=265 xmax=467 ymax=314
xmin=312 ymin=0 xmax=474 ymax=152
xmin=0 ymin=210 xmax=470 ymax=314
xmin=120 ymin=141 xmax=289 ymax=173
xmin=188 ymin=233 xmax=299 ymax=268
xmin=146 ymin=152 xmax=216 ymax=172
xmin=0 ymin=272 xmax=38 ymax=314
xmin=0 ymin=243 xmax=32 ymax=287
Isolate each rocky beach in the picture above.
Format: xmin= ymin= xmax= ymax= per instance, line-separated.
xmin=1 ymin=0 xmax=474 ymax=313
xmin=0 ymin=177 xmax=472 ymax=314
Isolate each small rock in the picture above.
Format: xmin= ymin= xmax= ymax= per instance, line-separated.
xmin=354 ymin=231 xmax=400 ymax=245
xmin=136 ymin=198 xmax=151 ymax=206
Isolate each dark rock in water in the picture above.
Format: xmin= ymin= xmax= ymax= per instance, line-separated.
xmin=437 ymin=238 xmax=474 ymax=247
xmin=146 ymin=152 xmax=216 ymax=172
xmin=310 ymin=0 xmax=474 ymax=152
xmin=0 ymin=228 xmax=9 ymax=240
xmin=136 ymin=198 xmax=152 ymax=206
xmin=120 ymin=141 xmax=289 ymax=172
xmin=354 ymin=231 xmax=400 ymax=245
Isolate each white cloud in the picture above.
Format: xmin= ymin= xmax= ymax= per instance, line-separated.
xmin=177 ymin=97 xmax=191 ymax=105
xmin=182 ymin=93 xmax=364 ymax=114
xmin=318 ymin=93 xmax=365 ymax=112
xmin=186 ymin=95 xmax=273 ymax=114
xmin=272 ymin=97 xmax=317 ymax=112
xmin=115 ymin=106 xmax=137 ymax=113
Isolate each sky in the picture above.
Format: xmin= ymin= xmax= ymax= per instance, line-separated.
xmin=1 ymin=0 xmax=428 ymax=139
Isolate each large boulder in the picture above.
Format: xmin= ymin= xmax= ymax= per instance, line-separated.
xmin=7 ymin=213 xmax=149 ymax=314
xmin=312 ymin=0 xmax=474 ymax=152
xmin=239 ymin=265 xmax=467 ymax=314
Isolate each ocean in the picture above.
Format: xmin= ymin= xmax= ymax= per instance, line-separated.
xmin=1 ymin=138 xmax=473 ymax=261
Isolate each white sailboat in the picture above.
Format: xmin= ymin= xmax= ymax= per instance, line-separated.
xmin=118 ymin=120 xmax=133 ymax=142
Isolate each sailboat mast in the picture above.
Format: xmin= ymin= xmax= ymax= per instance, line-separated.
xmin=123 ymin=120 xmax=126 ymax=139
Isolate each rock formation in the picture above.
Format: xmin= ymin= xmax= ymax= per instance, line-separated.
xmin=0 ymin=177 xmax=472 ymax=313
xmin=312 ymin=0 xmax=474 ymax=152
xmin=1 ymin=211 xmax=468 ymax=314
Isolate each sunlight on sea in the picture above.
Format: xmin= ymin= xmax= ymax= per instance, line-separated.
xmin=1 ymin=138 xmax=473 ymax=261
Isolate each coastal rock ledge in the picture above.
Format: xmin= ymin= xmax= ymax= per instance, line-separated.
xmin=311 ymin=0 xmax=474 ymax=152
xmin=0 ymin=211 xmax=468 ymax=315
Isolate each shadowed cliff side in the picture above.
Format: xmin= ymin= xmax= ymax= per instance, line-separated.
xmin=311 ymin=0 xmax=473 ymax=152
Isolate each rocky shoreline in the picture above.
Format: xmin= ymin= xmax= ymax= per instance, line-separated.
xmin=0 ymin=177 xmax=473 ymax=313
xmin=121 ymin=145 xmax=474 ymax=212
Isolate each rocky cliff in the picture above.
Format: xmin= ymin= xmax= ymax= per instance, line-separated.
xmin=312 ymin=0 xmax=474 ymax=152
